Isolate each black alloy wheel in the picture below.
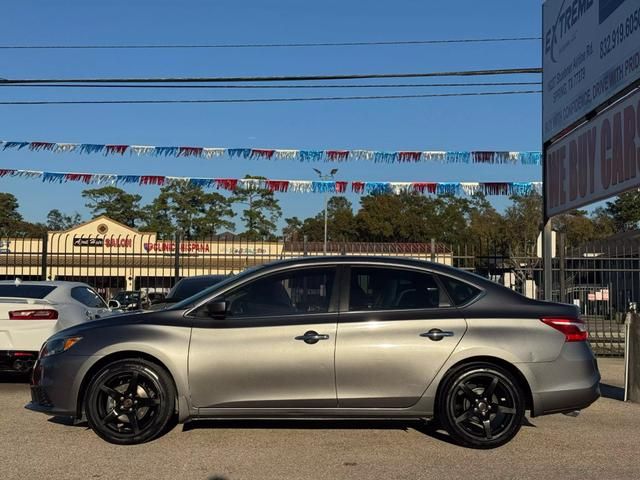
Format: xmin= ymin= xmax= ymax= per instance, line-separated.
xmin=85 ymin=359 xmax=175 ymax=445
xmin=438 ymin=362 xmax=525 ymax=448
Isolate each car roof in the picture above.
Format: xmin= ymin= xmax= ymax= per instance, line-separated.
xmin=252 ymin=256 xmax=497 ymax=289
xmin=0 ymin=280 xmax=89 ymax=287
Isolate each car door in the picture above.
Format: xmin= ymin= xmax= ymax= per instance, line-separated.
xmin=188 ymin=266 xmax=339 ymax=410
xmin=335 ymin=265 xmax=468 ymax=408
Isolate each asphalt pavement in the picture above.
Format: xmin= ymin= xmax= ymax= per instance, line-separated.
xmin=1 ymin=358 xmax=638 ymax=480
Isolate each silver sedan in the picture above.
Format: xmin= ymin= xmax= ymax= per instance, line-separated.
xmin=26 ymin=257 xmax=600 ymax=448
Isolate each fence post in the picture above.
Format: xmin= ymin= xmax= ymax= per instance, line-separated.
xmin=41 ymin=233 xmax=48 ymax=281
xmin=303 ymin=235 xmax=308 ymax=257
xmin=559 ymin=232 xmax=566 ymax=303
xmin=430 ymin=238 xmax=436 ymax=262
xmin=173 ymin=232 xmax=181 ymax=284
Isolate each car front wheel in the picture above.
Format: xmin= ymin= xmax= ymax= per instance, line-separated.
xmin=437 ymin=362 xmax=526 ymax=448
xmin=85 ymin=358 xmax=175 ymax=445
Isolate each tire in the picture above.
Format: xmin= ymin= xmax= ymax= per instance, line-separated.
xmin=437 ymin=362 xmax=526 ymax=449
xmin=84 ymin=358 xmax=176 ymax=445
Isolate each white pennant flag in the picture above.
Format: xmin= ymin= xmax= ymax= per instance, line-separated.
xmin=288 ymin=180 xmax=312 ymax=193
xmin=274 ymin=149 xmax=298 ymax=160
xmin=461 ymin=182 xmax=481 ymax=196
xmin=55 ymin=143 xmax=78 ymax=153
xmin=130 ymin=145 xmax=156 ymax=156
xmin=202 ymin=148 xmax=226 ymax=159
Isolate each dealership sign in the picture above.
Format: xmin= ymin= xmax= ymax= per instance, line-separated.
xmin=543 ymin=0 xmax=640 ymax=142
xmin=546 ymin=88 xmax=640 ymax=215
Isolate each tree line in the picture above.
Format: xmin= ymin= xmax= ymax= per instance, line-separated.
xmin=2 ymin=177 xmax=640 ymax=249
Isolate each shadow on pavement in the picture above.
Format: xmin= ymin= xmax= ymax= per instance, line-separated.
xmin=0 ymin=372 xmax=30 ymax=384
xmin=600 ymin=383 xmax=624 ymax=401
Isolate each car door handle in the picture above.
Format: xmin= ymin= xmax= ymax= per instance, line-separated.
xmin=295 ymin=330 xmax=330 ymax=344
xmin=420 ymin=329 xmax=454 ymax=341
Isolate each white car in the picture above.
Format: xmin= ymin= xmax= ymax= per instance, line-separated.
xmin=0 ymin=280 xmax=117 ymax=372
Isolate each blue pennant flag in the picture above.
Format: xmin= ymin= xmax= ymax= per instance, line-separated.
xmin=3 ymin=141 xmax=29 ymax=150
xmin=154 ymin=146 xmax=179 ymax=157
xmin=79 ymin=144 xmax=105 ymax=155
xmin=373 ymin=152 xmax=397 ymax=163
xmin=228 ymin=148 xmax=252 ymax=159
xmin=189 ymin=178 xmax=215 ymax=188
xmin=512 ymin=182 xmax=534 ymax=196
xmin=364 ymin=182 xmax=392 ymax=194
xmin=116 ymin=175 xmax=141 ymax=184
xmin=311 ymin=181 xmax=335 ymax=193
xmin=436 ymin=182 xmax=461 ymax=195
xmin=299 ymin=150 xmax=324 ymax=162
xmin=42 ymin=172 xmax=66 ymax=183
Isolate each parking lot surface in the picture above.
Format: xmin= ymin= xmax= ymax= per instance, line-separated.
xmin=1 ymin=358 xmax=639 ymax=480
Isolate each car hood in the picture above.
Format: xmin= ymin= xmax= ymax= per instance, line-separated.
xmin=51 ymin=309 xmax=185 ymax=338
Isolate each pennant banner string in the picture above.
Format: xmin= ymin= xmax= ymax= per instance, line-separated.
xmin=0 ymin=168 xmax=541 ymax=196
xmin=0 ymin=139 xmax=541 ymax=165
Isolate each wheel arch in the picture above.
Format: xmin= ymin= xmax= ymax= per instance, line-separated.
xmin=434 ymin=356 xmax=534 ymax=414
xmin=75 ymin=350 xmax=186 ymax=420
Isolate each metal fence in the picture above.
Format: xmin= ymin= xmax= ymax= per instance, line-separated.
xmin=0 ymin=232 xmax=633 ymax=356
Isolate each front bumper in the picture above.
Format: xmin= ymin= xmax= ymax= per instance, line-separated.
xmin=25 ymin=353 xmax=97 ymax=418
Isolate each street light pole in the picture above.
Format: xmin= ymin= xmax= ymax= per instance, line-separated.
xmin=313 ymin=168 xmax=338 ymax=256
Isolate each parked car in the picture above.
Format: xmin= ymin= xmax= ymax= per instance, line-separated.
xmin=109 ymin=290 xmax=151 ymax=311
xmin=147 ymin=292 xmax=166 ymax=305
xmin=149 ymin=275 xmax=228 ymax=310
xmin=0 ymin=280 xmax=115 ymax=372
xmin=27 ymin=257 xmax=600 ymax=448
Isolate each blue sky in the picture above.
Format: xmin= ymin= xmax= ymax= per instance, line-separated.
xmin=0 ymin=0 xmax=543 ymax=231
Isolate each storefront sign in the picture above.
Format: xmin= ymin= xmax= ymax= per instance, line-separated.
xmin=543 ymin=0 xmax=640 ymax=142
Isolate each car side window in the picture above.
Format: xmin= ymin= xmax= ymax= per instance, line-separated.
xmin=349 ymin=267 xmax=448 ymax=311
xmin=71 ymin=286 xmax=107 ymax=309
xmin=439 ymin=275 xmax=482 ymax=306
xmin=222 ymin=268 xmax=336 ymax=318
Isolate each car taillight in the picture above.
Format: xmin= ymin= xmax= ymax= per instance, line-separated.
xmin=9 ymin=309 xmax=59 ymax=320
xmin=541 ymin=317 xmax=588 ymax=342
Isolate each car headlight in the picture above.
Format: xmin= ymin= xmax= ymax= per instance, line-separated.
xmin=40 ymin=336 xmax=82 ymax=358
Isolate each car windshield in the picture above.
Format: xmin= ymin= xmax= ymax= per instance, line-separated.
xmin=167 ymin=276 xmax=226 ymax=301
xmin=114 ymin=292 xmax=140 ymax=303
xmin=0 ymin=284 xmax=57 ymax=299
xmin=168 ymin=266 xmax=265 ymax=310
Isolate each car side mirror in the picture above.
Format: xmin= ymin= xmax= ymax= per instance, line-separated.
xmin=206 ymin=300 xmax=227 ymax=320
xmin=108 ymin=300 xmax=121 ymax=310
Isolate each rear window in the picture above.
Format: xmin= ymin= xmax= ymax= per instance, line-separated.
xmin=439 ymin=276 xmax=482 ymax=306
xmin=0 ymin=285 xmax=57 ymax=299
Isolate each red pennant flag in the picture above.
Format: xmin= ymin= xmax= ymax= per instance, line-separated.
xmin=335 ymin=181 xmax=348 ymax=193
xmin=0 ymin=169 xmax=16 ymax=177
xmin=251 ymin=149 xmax=276 ymax=159
xmin=29 ymin=142 xmax=56 ymax=152
xmin=105 ymin=145 xmax=129 ymax=155
xmin=178 ymin=147 xmax=204 ymax=157
xmin=352 ymin=181 xmax=365 ymax=193
xmin=326 ymin=150 xmax=349 ymax=161
xmin=472 ymin=152 xmax=494 ymax=163
xmin=139 ymin=176 xmax=166 ymax=186
xmin=412 ymin=182 xmax=437 ymax=194
xmin=397 ymin=151 xmax=422 ymax=162
xmin=215 ymin=179 xmax=238 ymax=191
xmin=64 ymin=173 xmax=94 ymax=184
xmin=266 ymin=180 xmax=290 ymax=192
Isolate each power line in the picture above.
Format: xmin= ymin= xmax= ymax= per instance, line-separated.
xmin=0 ymin=67 xmax=542 ymax=84
xmin=0 ymin=90 xmax=541 ymax=105
xmin=0 ymin=81 xmax=543 ymax=90
xmin=0 ymin=37 xmax=542 ymax=50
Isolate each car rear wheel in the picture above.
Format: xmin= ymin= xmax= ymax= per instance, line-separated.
xmin=85 ymin=358 xmax=175 ymax=445
xmin=437 ymin=362 xmax=525 ymax=448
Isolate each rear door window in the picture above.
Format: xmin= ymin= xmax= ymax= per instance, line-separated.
xmin=0 ymin=285 xmax=56 ymax=299
xmin=348 ymin=267 xmax=448 ymax=311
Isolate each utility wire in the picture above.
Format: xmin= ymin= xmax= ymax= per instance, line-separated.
xmin=0 ymin=37 xmax=542 ymax=50
xmin=0 ymin=90 xmax=541 ymax=105
xmin=0 ymin=68 xmax=542 ymax=84
xmin=0 ymin=81 xmax=542 ymax=90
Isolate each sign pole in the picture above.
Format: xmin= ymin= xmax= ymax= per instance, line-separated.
xmin=543 ymin=220 xmax=553 ymax=301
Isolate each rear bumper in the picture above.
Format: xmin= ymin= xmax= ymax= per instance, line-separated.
xmin=0 ymin=350 xmax=38 ymax=372
xmin=525 ymin=342 xmax=601 ymax=417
